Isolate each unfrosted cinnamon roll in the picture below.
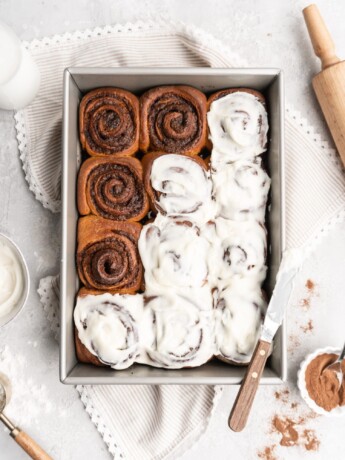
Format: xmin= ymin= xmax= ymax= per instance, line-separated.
xmin=211 ymin=158 xmax=271 ymax=222
xmin=138 ymin=292 xmax=214 ymax=368
xmin=77 ymin=216 xmax=143 ymax=293
xmin=207 ymin=89 xmax=268 ymax=165
xmin=142 ymin=152 xmax=214 ymax=222
xmin=78 ymin=156 xmax=149 ymax=222
xmin=74 ymin=289 xmax=143 ymax=369
xmin=138 ymin=215 xmax=209 ymax=290
xmin=214 ymin=280 xmax=267 ymax=364
xmin=140 ymin=86 xmax=207 ymax=154
xmin=79 ymin=87 xmax=139 ymax=156
xmin=204 ymin=218 xmax=267 ymax=285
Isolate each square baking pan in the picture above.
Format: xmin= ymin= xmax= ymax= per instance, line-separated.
xmin=60 ymin=67 xmax=285 ymax=385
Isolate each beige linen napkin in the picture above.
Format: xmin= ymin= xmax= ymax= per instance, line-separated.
xmin=16 ymin=19 xmax=345 ymax=460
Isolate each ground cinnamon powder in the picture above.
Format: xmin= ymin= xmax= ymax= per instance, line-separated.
xmin=305 ymin=353 xmax=345 ymax=412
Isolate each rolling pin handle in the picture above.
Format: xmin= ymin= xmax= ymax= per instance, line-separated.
xmin=303 ymin=4 xmax=341 ymax=70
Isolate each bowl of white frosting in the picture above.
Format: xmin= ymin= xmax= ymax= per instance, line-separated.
xmin=0 ymin=233 xmax=29 ymax=327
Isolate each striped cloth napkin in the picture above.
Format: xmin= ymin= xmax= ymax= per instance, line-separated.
xmin=16 ymin=19 xmax=345 ymax=460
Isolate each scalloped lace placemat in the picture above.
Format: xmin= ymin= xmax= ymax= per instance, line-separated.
xmin=18 ymin=19 xmax=345 ymax=460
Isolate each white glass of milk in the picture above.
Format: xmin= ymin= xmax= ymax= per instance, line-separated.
xmin=0 ymin=21 xmax=40 ymax=110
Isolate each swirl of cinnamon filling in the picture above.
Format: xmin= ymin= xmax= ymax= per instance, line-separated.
xmin=211 ymin=158 xmax=271 ymax=222
xmin=140 ymin=86 xmax=207 ymax=155
xmin=142 ymin=153 xmax=214 ymax=223
xmin=139 ymin=293 xmax=214 ymax=369
xmin=77 ymin=216 xmax=142 ymax=293
xmin=74 ymin=292 xmax=143 ymax=369
xmin=204 ymin=218 xmax=267 ymax=286
xmin=207 ymin=89 xmax=268 ymax=165
xmin=214 ymin=280 xmax=266 ymax=364
xmin=138 ymin=215 xmax=209 ymax=290
xmin=78 ymin=157 xmax=149 ymax=221
xmin=79 ymin=87 xmax=139 ymax=156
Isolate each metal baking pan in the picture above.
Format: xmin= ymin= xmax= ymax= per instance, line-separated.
xmin=61 ymin=67 xmax=285 ymax=384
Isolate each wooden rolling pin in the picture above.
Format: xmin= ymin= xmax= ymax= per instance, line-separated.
xmin=303 ymin=4 xmax=345 ymax=167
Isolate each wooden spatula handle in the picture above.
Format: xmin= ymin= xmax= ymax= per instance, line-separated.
xmin=12 ymin=429 xmax=52 ymax=460
xmin=303 ymin=4 xmax=340 ymax=69
xmin=228 ymin=339 xmax=271 ymax=432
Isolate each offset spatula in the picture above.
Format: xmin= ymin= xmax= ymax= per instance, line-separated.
xmin=228 ymin=252 xmax=301 ymax=432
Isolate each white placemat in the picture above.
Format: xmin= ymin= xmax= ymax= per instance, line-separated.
xmin=16 ymin=19 xmax=345 ymax=460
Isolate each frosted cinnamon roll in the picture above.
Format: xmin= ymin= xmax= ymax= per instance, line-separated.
xmin=142 ymin=152 xmax=214 ymax=223
xmin=138 ymin=292 xmax=214 ymax=368
xmin=138 ymin=215 xmax=209 ymax=290
xmin=79 ymin=87 xmax=139 ymax=156
xmin=74 ymin=290 xmax=143 ymax=369
xmin=204 ymin=218 xmax=267 ymax=285
xmin=214 ymin=280 xmax=267 ymax=364
xmin=211 ymin=158 xmax=271 ymax=222
xmin=78 ymin=156 xmax=149 ymax=222
xmin=207 ymin=89 xmax=268 ymax=164
xmin=140 ymin=86 xmax=207 ymax=155
xmin=77 ymin=216 xmax=143 ymax=293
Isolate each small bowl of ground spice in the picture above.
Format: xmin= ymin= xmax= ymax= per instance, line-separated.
xmin=298 ymin=347 xmax=345 ymax=416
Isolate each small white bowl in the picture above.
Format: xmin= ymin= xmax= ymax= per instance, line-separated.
xmin=0 ymin=233 xmax=30 ymax=327
xmin=298 ymin=347 xmax=345 ymax=417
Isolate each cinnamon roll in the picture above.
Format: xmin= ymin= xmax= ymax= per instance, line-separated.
xmin=204 ymin=218 xmax=267 ymax=285
xmin=79 ymin=87 xmax=139 ymax=156
xmin=78 ymin=156 xmax=149 ymax=222
xmin=138 ymin=215 xmax=209 ymax=290
xmin=140 ymin=86 xmax=207 ymax=155
xmin=142 ymin=152 xmax=214 ymax=222
xmin=74 ymin=289 xmax=143 ymax=369
xmin=211 ymin=158 xmax=271 ymax=222
xmin=138 ymin=292 xmax=214 ymax=368
xmin=214 ymin=279 xmax=267 ymax=364
xmin=77 ymin=216 xmax=143 ymax=293
xmin=207 ymin=89 xmax=268 ymax=165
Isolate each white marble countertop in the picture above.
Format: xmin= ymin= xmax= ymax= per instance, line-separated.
xmin=1 ymin=0 xmax=345 ymax=459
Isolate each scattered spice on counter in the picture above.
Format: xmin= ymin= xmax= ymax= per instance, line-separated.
xmin=301 ymin=319 xmax=314 ymax=333
xmin=303 ymin=429 xmax=320 ymax=451
xmin=273 ymin=416 xmax=299 ymax=446
xmin=305 ymin=352 xmax=345 ymax=412
xmin=306 ymin=279 xmax=315 ymax=292
xmin=288 ymin=334 xmax=301 ymax=355
xmin=272 ymin=415 xmax=320 ymax=452
xmin=274 ymin=388 xmax=290 ymax=403
xmin=257 ymin=445 xmax=277 ymax=460
xmin=299 ymin=279 xmax=317 ymax=310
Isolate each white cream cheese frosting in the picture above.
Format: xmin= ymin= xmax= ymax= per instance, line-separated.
xmin=212 ymin=158 xmax=271 ymax=222
xmin=0 ymin=241 xmax=24 ymax=319
xmin=74 ymin=293 xmax=144 ymax=370
xmin=203 ymin=218 xmax=267 ymax=286
xmin=214 ymin=279 xmax=267 ymax=363
xmin=150 ymin=154 xmax=215 ymax=223
xmin=207 ymin=91 xmax=268 ymax=164
xmin=138 ymin=292 xmax=214 ymax=368
xmin=139 ymin=215 xmax=210 ymax=290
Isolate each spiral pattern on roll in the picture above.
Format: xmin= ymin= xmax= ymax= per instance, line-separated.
xmin=78 ymin=157 xmax=148 ymax=221
xmin=141 ymin=293 xmax=213 ymax=369
xmin=74 ymin=293 xmax=143 ymax=369
xmin=79 ymin=87 xmax=139 ymax=156
xmin=140 ymin=86 xmax=207 ymax=154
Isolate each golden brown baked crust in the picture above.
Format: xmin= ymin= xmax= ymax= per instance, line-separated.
xmin=206 ymin=88 xmax=266 ymax=151
xmin=140 ymin=85 xmax=207 ymax=155
xmin=77 ymin=215 xmax=143 ymax=293
xmin=77 ymin=156 xmax=149 ymax=222
xmin=79 ymin=87 xmax=139 ymax=157
xmin=141 ymin=152 xmax=208 ymax=213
